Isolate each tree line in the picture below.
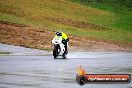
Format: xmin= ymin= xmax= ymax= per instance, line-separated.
xmin=80 ymin=0 xmax=132 ymax=8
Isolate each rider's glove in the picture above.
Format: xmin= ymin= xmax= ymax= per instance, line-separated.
xmin=62 ymin=38 xmax=69 ymax=43
xmin=65 ymin=38 xmax=69 ymax=42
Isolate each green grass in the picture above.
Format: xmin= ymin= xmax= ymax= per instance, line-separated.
xmin=0 ymin=52 xmax=10 ymax=54
xmin=0 ymin=0 xmax=132 ymax=46
xmin=67 ymin=0 xmax=132 ymax=31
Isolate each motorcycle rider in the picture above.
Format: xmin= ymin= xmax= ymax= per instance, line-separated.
xmin=54 ymin=31 xmax=69 ymax=54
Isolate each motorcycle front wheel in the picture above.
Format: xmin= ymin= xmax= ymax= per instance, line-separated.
xmin=53 ymin=45 xmax=59 ymax=59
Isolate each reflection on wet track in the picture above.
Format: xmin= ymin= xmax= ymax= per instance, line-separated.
xmin=0 ymin=52 xmax=132 ymax=88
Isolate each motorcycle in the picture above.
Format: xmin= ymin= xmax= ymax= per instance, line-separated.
xmin=52 ymin=36 xmax=68 ymax=59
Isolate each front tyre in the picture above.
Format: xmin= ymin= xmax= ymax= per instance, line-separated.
xmin=53 ymin=50 xmax=57 ymax=59
xmin=53 ymin=45 xmax=58 ymax=59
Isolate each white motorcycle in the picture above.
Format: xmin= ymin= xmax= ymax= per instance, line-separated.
xmin=52 ymin=36 xmax=67 ymax=59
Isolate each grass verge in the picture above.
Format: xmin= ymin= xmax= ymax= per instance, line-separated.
xmin=0 ymin=52 xmax=10 ymax=54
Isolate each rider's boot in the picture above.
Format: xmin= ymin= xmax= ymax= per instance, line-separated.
xmin=64 ymin=46 xmax=68 ymax=54
xmin=65 ymin=50 xmax=68 ymax=54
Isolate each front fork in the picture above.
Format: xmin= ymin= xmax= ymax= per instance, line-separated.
xmin=54 ymin=44 xmax=61 ymax=53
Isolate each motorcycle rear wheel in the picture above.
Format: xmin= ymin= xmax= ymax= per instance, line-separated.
xmin=62 ymin=53 xmax=67 ymax=59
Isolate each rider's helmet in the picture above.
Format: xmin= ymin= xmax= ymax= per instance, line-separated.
xmin=56 ymin=31 xmax=62 ymax=36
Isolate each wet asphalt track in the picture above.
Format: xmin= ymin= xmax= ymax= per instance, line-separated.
xmin=0 ymin=52 xmax=132 ymax=88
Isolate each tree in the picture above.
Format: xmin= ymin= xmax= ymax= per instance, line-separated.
xmin=81 ymin=0 xmax=102 ymax=5
xmin=80 ymin=0 xmax=84 ymax=4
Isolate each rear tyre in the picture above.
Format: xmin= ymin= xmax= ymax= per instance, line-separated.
xmin=62 ymin=53 xmax=67 ymax=59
